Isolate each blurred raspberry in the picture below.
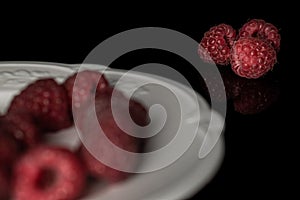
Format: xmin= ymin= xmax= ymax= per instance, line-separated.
xmin=0 ymin=166 xmax=11 ymax=200
xmin=0 ymin=121 xmax=20 ymax=165
xmin=79 ymin=87 xmax=147 ymax=182
xmin=12 ymin=146 xmax=86 ymax=200
xmin=8 ymin=78 xmax=72 ymax=132
xmin=2 ymin=112 xmax=40 ymax=147
xmin=233 ymin=77 xmax=280 ymax=114
xmin=63 ymin=70 xmax=109 ymax=110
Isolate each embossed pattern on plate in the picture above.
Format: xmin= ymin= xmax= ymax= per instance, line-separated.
xmin=0 ymin=62 xmax=224 ymax=200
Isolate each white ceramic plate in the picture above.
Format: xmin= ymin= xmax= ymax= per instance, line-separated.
xmin=0 ymin=62 xmax=225 ymax=200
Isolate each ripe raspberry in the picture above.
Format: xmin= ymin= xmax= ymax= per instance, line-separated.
xmin=129 ymin=98 xmax=149 ymax=126
xmin=0 ymin=166 xmax=10 ymax=200
xmin=231 ymin=37 xmax=277 ymax=79
xmin=2 ymin=112 xmax=40 ymax=147
xmin=8 ymin=78 xmax=72 ymax=132
xmin=0 ymin=122 xmax=20 ymax=165
xmin=198 ymin=24 xmax=236 ymax=65
xmin=79 ymin=146 xmax=132 ymax=182
xmin=239 ymin=19 xmax=281 ymax=51
xmin=233 ymin=78 xmax=280 ymax=114
xmin=79 ymin=88 xmax=146 ymax=182
xmin=95 ymin=87 xmax=149 ymax=126
xmin=63 ymin=70 xmax=109 ymax=109
xmin=12 ymin=146 xmax=86 ymax=200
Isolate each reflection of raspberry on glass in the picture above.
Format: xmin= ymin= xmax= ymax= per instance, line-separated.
xmin=233 ymin=77 xmax=280 ymax=114
xmin=222 ymin=68 xmax=280 ymax=114
xmin=198 ymin=68 xmax=245 ymax=103
xmin=199 ymin=68 xmax=280 ymax=114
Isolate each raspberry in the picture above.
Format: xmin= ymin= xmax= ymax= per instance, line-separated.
xmin=95 ymin=87 xmax=149 ymax=126
xmin=129 ymin=98 xmax=149 ymax=126
xmin=2 ymin=112 xmax=40 ymax=147
xmin=79 ymin=88 xmax=146 ymax=182
xmin=198 ymin=24 xmax=236 ymax=65
xmin=231 ymin=37 xmax=277 ymax=79
xmin=12 ymin=146 xmax=86 ymax=200
xmin=239 ymin=19 xmax=281 ymax=51
xmin=233 ymin=78 xmax=280 ymax=114
xmin=0 ymin=166 xmax=10 ymax=200
xmin=63 ymin=70 xmax=109 ymax=109
xmin=8 ymin=78 xmax=72 ymax=132
xmin=0 ymin=122 xmax=20 ymax=165
xmin=79 ymin=146 xmax=132 ymax=182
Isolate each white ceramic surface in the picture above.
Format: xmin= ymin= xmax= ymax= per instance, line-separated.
xmin=0 ymin=62 xmax=225 ymax=200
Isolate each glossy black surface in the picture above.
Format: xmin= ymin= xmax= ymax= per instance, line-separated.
xmin=0 ymin=9 xmax=293 ymax=199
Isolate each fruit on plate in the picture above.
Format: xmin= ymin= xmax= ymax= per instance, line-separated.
xmin=2 ymin=67 xmax=147 ymax=198
xmin=0 ymin=121 xmax=20 ymax=165
xmin=63 ymin=70 xmax=109 ymax=110
xmin=1 ymin=112 xmax=40 ymax=147
xmin=198 ymin=23 xmax=236 ymax=65
xmin=95 ymin=87 xmax=149 ymax=126
xmin=12 ymin=146 xmax=86 ymax=200
xmin=79 ymin=87 xmax=147 ymax=182
xmin=0 ymin=166 xmax=11 ymax=200
xmin=8 ymin=78 xmax=72 ymax=132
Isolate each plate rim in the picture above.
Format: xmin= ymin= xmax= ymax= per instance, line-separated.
xmin=0 ymin=61 xmax=225 ymax=200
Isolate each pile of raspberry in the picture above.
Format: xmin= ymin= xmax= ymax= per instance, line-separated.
xmin=0 ymin=71 xmax=148 ymax=200
xmin=198 ymin=19 xmax=281 ymax=79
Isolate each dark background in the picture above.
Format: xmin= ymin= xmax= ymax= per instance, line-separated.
xmin=0 ymin=7 xmax=294 ymax=199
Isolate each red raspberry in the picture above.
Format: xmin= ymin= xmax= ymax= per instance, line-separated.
xmin=79 ymin=88 xmax=146 ymax=182
xmin=239 ymin=19 xmax=281 ymax=51
xmin=2 ymin=112 xmax=40 ymax=147
xmin=12 ymin=146 xmax=86 ymax=200
xmin=0 ymin=123 xmax=20 ymax=165
xmin=95 ymin=87 xmax=149 ymax=126
xmin=198 ymin=24 xmax=236 ymax=65
xmin=233 ymin=78 xmax=280 ymax=114
xmin=63 ymin=70 xmax=109 ymax=109
xmin=0 ymin=166 xmax=10 ymax=200
xmin=8 ymin=78 xmax=72 ymax=132
xmin=231 ymin=37 xmax=277 ymax=79
xmin=129 ymin=98 xmax=149 ymax=126
xmin=79 ymin=146 xmax=132 ymax=183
